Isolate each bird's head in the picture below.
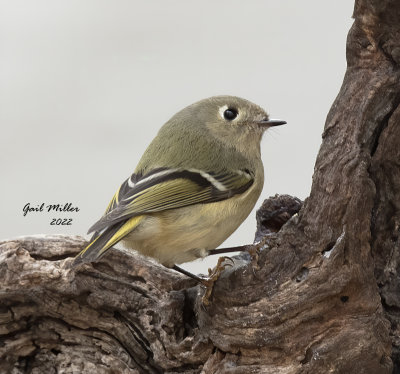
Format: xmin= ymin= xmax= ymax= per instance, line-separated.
xmin=181 ymin=95 xmax=286 ymax=156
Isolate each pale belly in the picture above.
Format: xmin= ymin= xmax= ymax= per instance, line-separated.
xmin=122 ymin=179 xmax=263 ymax=267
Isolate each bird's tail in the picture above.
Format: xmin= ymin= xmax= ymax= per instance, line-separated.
xmin=73 ymin=216 xmax=143 ymax=266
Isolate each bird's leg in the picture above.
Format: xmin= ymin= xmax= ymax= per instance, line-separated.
xmin=209 ymin=244 xmax=260 ymax=270
xmin=172 ymin=257 xmax=234 ymax=305
xmin=209 ymin=240 xmax=272 ymax=273
xmin=207 ymin=245 xmax=249 ymax=256
xmin=172 ymin=265 xmax=205 ymax=283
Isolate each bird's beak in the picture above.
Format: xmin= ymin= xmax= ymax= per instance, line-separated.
xmin=258 ymin=118 xmax=287 ymax=127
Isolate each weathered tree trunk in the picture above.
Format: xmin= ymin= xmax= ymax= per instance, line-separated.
xmin=2 ymin=0 xmax=400 ymax=372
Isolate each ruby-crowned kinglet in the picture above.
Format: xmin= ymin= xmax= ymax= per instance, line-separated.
xmin=74 ymin=96 xmax=285 ymax=274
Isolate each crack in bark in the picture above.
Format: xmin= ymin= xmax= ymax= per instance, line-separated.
xmin=370 ymin=97 xmax=400 ymax=157
xmin=114 ymin=311 xmax=154 ymax=360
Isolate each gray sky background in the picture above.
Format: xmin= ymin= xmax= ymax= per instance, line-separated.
xmin=0 ymin=1 xmax=354 ymax=273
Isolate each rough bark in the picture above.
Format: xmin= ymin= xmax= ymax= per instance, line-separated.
xmin=2 ymin=0 xmax=400 ymax=372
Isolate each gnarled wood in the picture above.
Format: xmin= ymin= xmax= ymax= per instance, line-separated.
xmin=1 ymin=0 xmax=400 ymax=372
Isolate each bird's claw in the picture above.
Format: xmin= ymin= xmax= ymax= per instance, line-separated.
xmin=200 ymin=256 xmax=234 ymax=306
xmin=247 ymin=244 xmax=261 ymax=272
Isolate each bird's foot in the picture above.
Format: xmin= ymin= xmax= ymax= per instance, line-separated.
xmin=247 ymin=244 xmax=261 ymax=271
xmin=200 ymin=256 xmax=234 ymax=305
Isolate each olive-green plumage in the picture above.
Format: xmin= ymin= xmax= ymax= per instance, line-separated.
xmin=137 ymin=97 xmax=259 ymax=174
xmin=74 ymin=96 xmax=285 ymax=268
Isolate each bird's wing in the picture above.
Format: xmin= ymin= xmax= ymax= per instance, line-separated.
xmin=89 ymin=167 xmax=254 ymax=233
xmin=73 ymin=168 xmax=254 ymax=266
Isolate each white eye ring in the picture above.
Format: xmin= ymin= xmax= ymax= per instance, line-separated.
xmin=219 ymin=105 xmax=239 ymax=121
xmin=219 ymin=105 xmax=229 ymax=119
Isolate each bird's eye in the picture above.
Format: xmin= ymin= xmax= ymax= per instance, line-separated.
xmin=223 ymin=108 xmax=238 ymax=121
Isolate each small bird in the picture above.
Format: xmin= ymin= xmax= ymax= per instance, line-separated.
xmin=74 ymin=96 xmax=285 ymax=285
